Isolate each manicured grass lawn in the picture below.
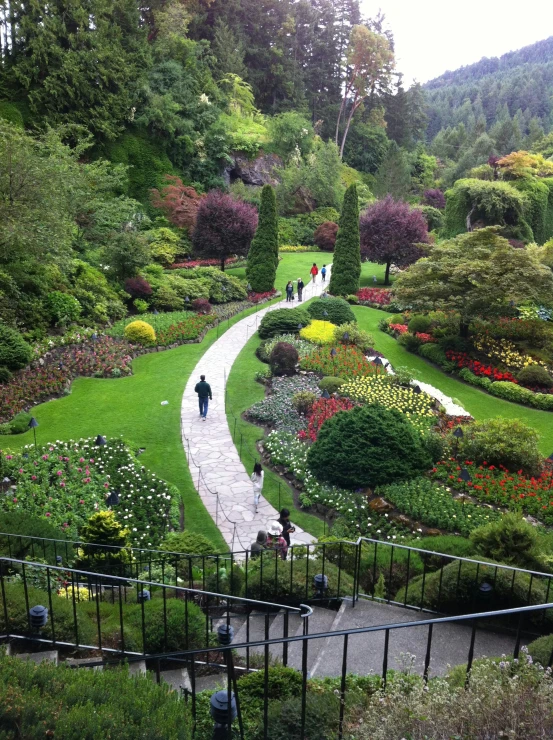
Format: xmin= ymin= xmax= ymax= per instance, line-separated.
xmin=5 ymin=303 xmax=282 ymax=552
xmin=354 ymin=305 xmax=553 ymax=455
xmin=225 ymin=332 xmax=325 ymax=539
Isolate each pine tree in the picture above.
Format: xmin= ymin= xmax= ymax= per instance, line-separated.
xmin=246 ymin=185 xmax=278 ymax=293
xmin=328 ymin=183 xmax=361 ymax=296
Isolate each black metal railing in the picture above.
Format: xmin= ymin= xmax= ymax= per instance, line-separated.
xmin=0 ymin=557 xmax=307 ymax=669
xmin=3 ymin=533 xmax=553 ymax=619
xmin=63 ymin=600 xmax=553 ymax=740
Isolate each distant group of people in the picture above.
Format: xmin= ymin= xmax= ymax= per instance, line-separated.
xmin=250 ymin=508 xmax=295 ymax=560
xmin=285 ymin=264 xmax=326 ymax=303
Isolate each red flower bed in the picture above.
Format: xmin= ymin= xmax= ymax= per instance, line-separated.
xmin=415 ymin=332 xmax=435 ymax=344
xmin=155 ymin=314 xmax=214 ymax=345
xmin=431 ymin=459 xmax=553 ymax=525
xmin=300 ymin=397 xmax=355 ymax=442
xmin=356 ymin=288 xmax=392 ymax=305
xmin=169 ymin=257 xmax=238 ymax=270
xmin=248 ymin=290 xmax=276 ymax=304
xmin=389 ymin=323 xmax=408 ymax=335
xmin=299 ymin=344 xmax=382 ymax=378
xmin=0 ymin=338 xmax=133 ymax=423
xmin=445 ymin=351 xmax=518 ymax=382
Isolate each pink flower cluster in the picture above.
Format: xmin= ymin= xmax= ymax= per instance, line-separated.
xmin=389 ymin=323 xmax=408 ymax=335
xmin=169 ymin=257 xmax=238 ymax=270
xmin=356 ymin=288 xmax=392 ymax=305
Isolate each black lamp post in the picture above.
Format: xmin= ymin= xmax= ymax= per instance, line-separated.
xmin=373 ymin=356 xmax=383 ymax=367
xmin=412 ymin=384 xmax=421 ymax=394
xmin=214 ymin=624 xmax=244 ymax=739
xmin=459 ymin=468 xmax=471 ymax=516
xmin=343 ymin=331 xmax=349 ymax=345
xmin=28 ymin=417 xmax=38 ymax=450
xmin=106 ymin=489 xmax=120 ymax=507
xmin=453 ymin=426 xmax=464 ymax=459
xmin=95 ymin=435 xmax=107 ymax=447
xmin=321 ymin=389 xmax=331 ymax=400
xmin=330 ymin=347 xmax=337 ymax=376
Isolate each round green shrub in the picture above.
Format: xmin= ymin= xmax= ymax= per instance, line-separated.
xmin=9 ymin=412 xmax=33 ymax=435
xmin=418 ymin=343 xmax=448 ymax=366
xmin=453 ymin=417 xmax=543 ymax=476
xmin=469 ymin=513 xmax=543 ymax=570
xmin=270 ymin=342 xmax=299 ymax=377
xmin=124 ymin=320 xmax=156 ymax=345
xmin=307 ymin=404 xmax=433 ymax=489
xmin=318 ymin=376 xmax=346 ymax=394
xmin=527 ymin=633 xmax=553 ymax=667
xmin=389 ymin=314 xmax=406 ymax=324
xmin=0 ymin=512 xmax=72 ymax=563
xmin=408 ymin=315 xmax=432 ymax=333
xmin=46 ymin=291 xmax=82 ymax=324
xmin=307 ymin=297 xmax=356 ymax=326
xmin=0 ymin=323 xmax=32 ymax=370
xmin=0 ymin=366 xmax=13 ymax=383
xmin=258 ymin=308 xmax=310 ymax=339
xmin=517 ymin=364 xmax=553 ymax=388
xmin=397 ymin=332 xmax=422 ymax=352
xmin=292 ymin=390 xmax=317 ymax=415
xmin=333 ymin=321 xmax=374 ymax=352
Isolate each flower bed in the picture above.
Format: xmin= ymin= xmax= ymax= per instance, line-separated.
xmin=356 ymin=288 xmax=392 ymax=306
xmin=279 ymin=245 xmax=320 ymax=253
xmin=299 ymin=397 xmax=355 ymax=442
xmin=299 ymin=320 xmax=336 ymax=346
xmin=389 ymin=323 xmax=408 ymax=334
xmin=0 ymin=338 xmax=133 ymax=424
xmin=0 ymin=438 xmax=178 ymax=545
xmin=300 ymin=344 xmax=378 ymax=377
xmin=473 ymin=335 xmax=546 ymax=371
xmin=445 ymin=351 xmax=518 ymax=383
xmin=169 ymin=257 xmax=239 ymax=269
xmin=381 ymin=478 xmax=500 ymax=537
xmin=248 ymin=289 xmax=277 ymax=304
xmin=340 ymin=376 xmax=435 ymax=432
xmin=247 ymin=375 xmax=320 ymax=434
xmin=32 ymin=328 xmax=98 ymax=359
xmin=264 ymin=431 xmax=411 ymax=540
xmin=153 ymin=314 xmax=215 ymax=346
xmin=431 ymin=460 xmax=553 ymax=525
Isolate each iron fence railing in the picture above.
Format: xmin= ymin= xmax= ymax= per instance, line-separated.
xmin=59 ymin=601 xmax=553 ymax=740
xmin=3 ymin=533 xmax=553 ymax=619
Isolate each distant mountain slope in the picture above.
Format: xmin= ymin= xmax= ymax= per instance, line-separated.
xmin=424 ymin=37 xmax=553 ymax=141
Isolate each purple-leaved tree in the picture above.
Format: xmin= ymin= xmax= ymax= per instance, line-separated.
xmin=422 ymin=189 xmax=446 ymax=210
xmin=360 ymin=196 xmax=429 ymax=285
xmin=192 ymin=191 xmax=258 ymax=270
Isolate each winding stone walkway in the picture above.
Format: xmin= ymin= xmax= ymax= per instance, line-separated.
xmin=181 ymin=268 xmax=331 ymax=551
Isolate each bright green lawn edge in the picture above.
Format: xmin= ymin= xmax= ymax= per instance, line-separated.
xmin=353 ymin=305 xmax=553 ymax=455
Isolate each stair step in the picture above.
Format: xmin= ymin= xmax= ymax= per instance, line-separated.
xmin=16 ymin=650 xmax=58 ymax=666
xmin=66 ymin=657 xmax=103 ymax=671
xmin=233 ymin=610 xmax=283 ymax=660
xmin=287 ymin=606 xmax=337 ymax=673
xmin=160 ymin=667 xmax=192 ymax=695
xmin=128 ymin=660 xmax=147 ymax=676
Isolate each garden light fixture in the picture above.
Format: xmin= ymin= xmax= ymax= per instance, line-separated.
xmin=478 ymin=582 xmax=493 ymax=601
xmin=373 ymin=357 xmax=383 ymax=366
xmin=453 ymin=427 xmax=464 ymax=439
xmin=29 ymin=604 xmax=48 ymax=630
xmin=459 ymin=468 xmax=471 ymax=483
xmin=321 ymin=389 xmax=331 ymax=400
xmin=95 ymin=435 xmax=107 ymax=446
xmin=28 ymin=417 xmax=38 ymax=449
xmin=210 ymin=690 xmax=237 ymax=739
xmin=137 ymin=589 xmax=151 ymax=603
xmin=313 ymin=573 xmax=329 ymax=598
xmin=217 ymin=623 xmax=234 ymax=646
xmin=106 ymin=489 xmax=120 ymax=506
xmin=413 ymin=385 xmax=421 ymax=394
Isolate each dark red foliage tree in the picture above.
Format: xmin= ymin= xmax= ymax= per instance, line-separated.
xmin=124 ymin=277 xmax=152 ymax=299
xmin=422 ymin=189 xmax=446 ymax=210
xmin=192 ymin=191 xmax=258 ymax=271
xmin=191 ymin=298 xmax=212 ymax=314
xmin=314 ymin=221 xmax=339 ymax=251
xmin=150 ymin=175 xmax=202 ymax=232
xmin=360 ymin=196 xmax=429 ymax=285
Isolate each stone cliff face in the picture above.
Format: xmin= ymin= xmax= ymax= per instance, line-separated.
xmin=223 ymin=151 xmax=283 ymax=187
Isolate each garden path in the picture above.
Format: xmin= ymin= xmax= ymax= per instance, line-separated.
xmin=181 ymin=268 xmax=332 ymax=550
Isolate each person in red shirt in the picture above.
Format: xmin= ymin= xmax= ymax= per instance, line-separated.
xmin=310 ymin=263 xmax=319 ymax=283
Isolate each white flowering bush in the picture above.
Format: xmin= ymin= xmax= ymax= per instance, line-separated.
xmin=248 ymin=375 xmax=320 ymax=433
xmin=0 ymin=437 xmax=178 ymax=547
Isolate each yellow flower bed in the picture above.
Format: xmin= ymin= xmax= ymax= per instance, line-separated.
xmin=57 ymin=586 xmax=93 ymax=602
xmin=473 ymin=335 xmax=545 ymax=370
xmin=341 ymin=375 xmax=435 ymax=431
xmin=300 ymin=319 xmax=336 ymax=345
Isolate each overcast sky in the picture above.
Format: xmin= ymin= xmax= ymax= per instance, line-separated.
xmin=361 ymin=0 xmax=553 ymax=85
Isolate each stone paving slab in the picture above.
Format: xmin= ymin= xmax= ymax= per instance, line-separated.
xmin=181 ymin=268 xmax=332 ymax=550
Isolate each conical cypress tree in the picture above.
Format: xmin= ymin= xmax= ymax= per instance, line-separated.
xmin=246 ymin=185 xmax=278 ymax=293
xmin=328 ymin=184 xmax=361 ymax=296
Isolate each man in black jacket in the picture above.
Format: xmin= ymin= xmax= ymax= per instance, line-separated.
xmin=194 ymin=374 xmax=212 ymax=420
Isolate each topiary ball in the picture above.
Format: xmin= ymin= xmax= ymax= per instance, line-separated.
xmin=307 ymin=403 xmax=433 ymax=489
xmin=307 ymin=297 xmax=356 ymax=326
xmin=124 ymin=320 xmax=156 ymax=346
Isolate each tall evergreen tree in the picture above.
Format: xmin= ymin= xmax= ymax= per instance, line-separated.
xmin=328 ymin=183 xmax=360 ymax=296
xmin=246 ymin=185 xmax=278 ymax=293
xmin=374 ymin=141 xmax=412 ymax=199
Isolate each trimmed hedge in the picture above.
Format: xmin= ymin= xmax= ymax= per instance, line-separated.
xmin=258 ymin=308 xmax=310 ymax=339
xmin=306 ymin=297 xmax=355 ymax=326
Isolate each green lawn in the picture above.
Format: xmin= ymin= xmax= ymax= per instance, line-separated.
xmin=353 ymin=305 xmax=553 ymax=455
xmin=225 ymin=331 xmax=325 ymax=538
xmin=227 ymin=251 xmax=332 ymax=289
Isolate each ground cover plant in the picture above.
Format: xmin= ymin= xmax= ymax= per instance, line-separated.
xmin=299 ymin=343 xmax=378 ymax=377
xmin=247 ymin=375 xmax=320 ymax=434
xmin=0 ymin=437 xmax=178 ymax=546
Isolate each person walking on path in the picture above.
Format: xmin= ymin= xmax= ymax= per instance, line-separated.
xmin=194 ymin=374 xmax=212 ymax=420
xmin=250 ymin=530 xmax=267 ymax=558
xmin=321 ymin=264 xmax=327 ymax=283
xmin=251 ymin=462 xmax=264 ymax=513
xmin=285 ymin=280 xmax=294 ymax=302
xmin=310 ymin=263 xmax=319 ymax=283
xmin=297 ymin=277 xmax=304 ymax=302
xmin=277 ymin=508 xmax=295 ymax=553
